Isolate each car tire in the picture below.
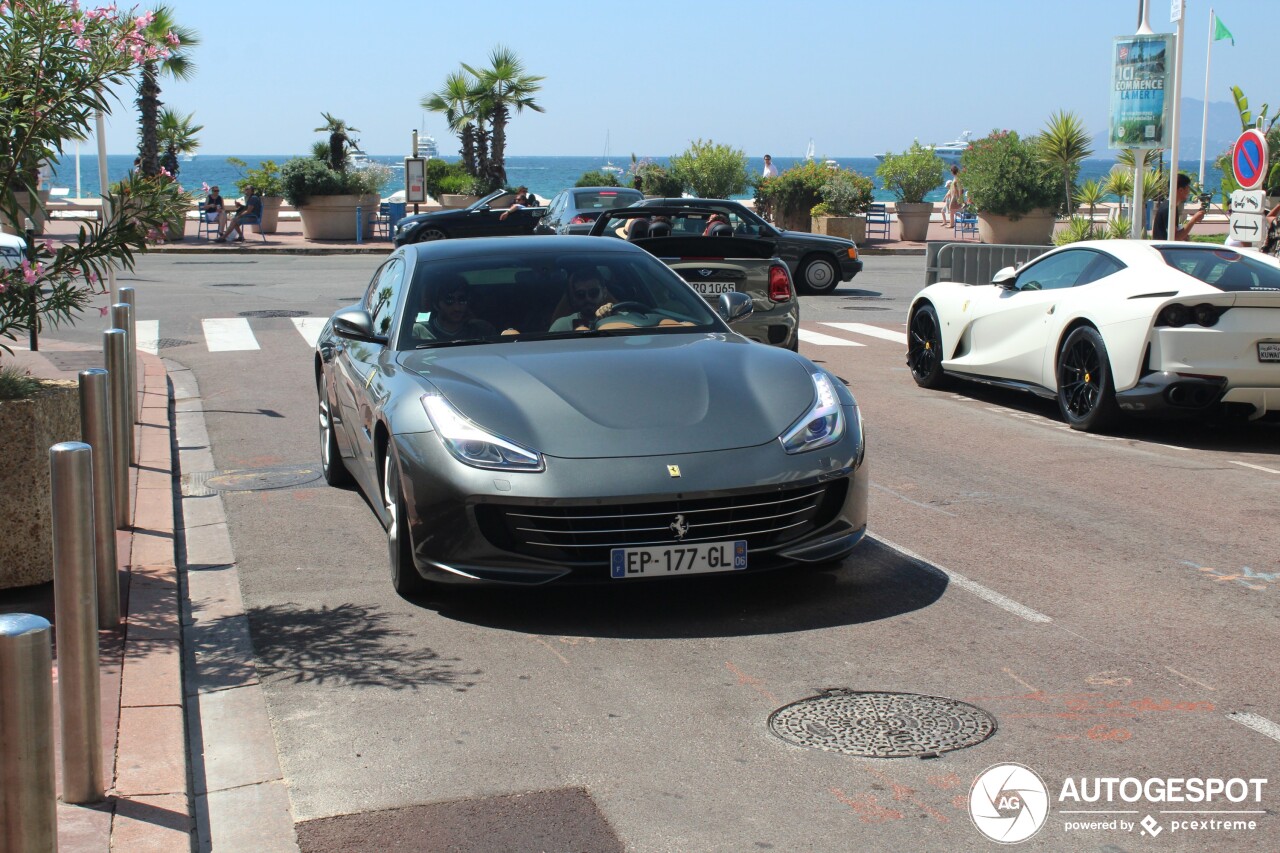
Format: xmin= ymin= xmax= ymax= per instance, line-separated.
xmin=318 ymin=372 xmax=352 ymax=487
xmin=417 ymin=227 xmax=448 ymax=242
xmin=797 ymin=255 xmax=839 ymax=295
xmin=1056 ymin=325 xmax=1120 ymax=432
xmin=384 ymin=443 xmax=430 ymax=597
xmin=907 ymin=304 xmax=947 ymax=388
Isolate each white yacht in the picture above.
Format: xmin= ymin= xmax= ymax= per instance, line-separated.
xmin=347 ymin=149 xmax=373 ymax=170
xmin=876 ymin=131 xmax=972 ymax=165
xmin=421 ymin=134 xmax=439 ymax=159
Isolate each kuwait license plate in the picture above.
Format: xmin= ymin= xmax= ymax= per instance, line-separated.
xmin=1258 ymin=342 xmax=1280 ymax=362
xmin=690 ymin=282 xmax=736 ymax=296
xmin=610 ymin=540 xmax=747 ymax=578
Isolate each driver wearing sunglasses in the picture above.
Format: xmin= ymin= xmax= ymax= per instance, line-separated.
xmin=549 ymin=269 xmax=614 ymax=332
xmin=414 ymin=274 xmax=497 ymax=342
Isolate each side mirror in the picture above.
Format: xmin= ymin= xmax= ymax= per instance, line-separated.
xmin=718 ymin=291 xmax=754 ymax=324
xmin=332 ymin=307 xmax=383 ymax=342
xmin=992 ymin=266 xmax=1018 ymax=289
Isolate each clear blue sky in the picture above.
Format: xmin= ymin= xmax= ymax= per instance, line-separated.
xmin=94 ymin=0 xmax=1275 ymax=158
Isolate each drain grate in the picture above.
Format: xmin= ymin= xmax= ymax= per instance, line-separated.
xmin=238 ymin=309 xmax=311 ymax=318
xmin=157 ymin=338 xmax=195 ymax=349
xmin=768 ymin=689 xmax=997 ymax=758
xmin=182 ymin=464 xmax=323 ymax=495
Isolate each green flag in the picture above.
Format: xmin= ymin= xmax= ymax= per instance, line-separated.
xmin=1214 ymin=14 xmax=1235 ymax=46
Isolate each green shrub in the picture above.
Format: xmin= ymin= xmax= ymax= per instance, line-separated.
xmin=819 ymin=169 xmax=875 ymax=216
xmin=423 ymin=159 xmax=469 ymax=202
xmin=876 ymin=141 xmax=945 ymax=204
xmin=280 ymin=158 xmax=388 ymax=206
xmin=0 ymin=365 xmax=42 ymax=400
xmin=226 ymin=158 xmax=285 ymax=197
xmin=1190 ymin=233 xmax=1227 ymax=244
xmin=755 ymin=160 xmax=830 ymax=230
xmin=576 ymin=170 xmax=620 ymax=188
xmin=436 ymin=173 xmax=473 ymax=196
xmin=1053 ymin=216 xmax=1098 ymax=246
xmin=669 ymin=139 xmax=749 ymax=198
xmin=961 ymin=130 xmax=1060 ymax=218
xmin=635 ymin=163 xmax=683 ymax=197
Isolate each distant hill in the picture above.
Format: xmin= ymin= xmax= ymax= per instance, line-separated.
xmin=1090 ymin=97 xmax=1244 ymax=160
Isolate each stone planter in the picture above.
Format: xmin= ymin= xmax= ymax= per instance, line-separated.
xmin=1 ymin=190 xmax=52 ymax=236
xmin=976 ymin=208 xmax=1056 ymax=245
xmin=812 ymin=215 xmax=866 ymax=243
xmin=440 ymin=194 xmax=481 ymax=210
xmin=895 ymin=202 xmax=934 ymax=242
xmin=297 ymin=194 xmax=381 ymax=241
xmin=0 ymin=381 xmax=81 ymax=590
xmin=165 ymin=213 xmax=187 ymax=242
xmin=258 ymin=196 xmax=284 ymax=234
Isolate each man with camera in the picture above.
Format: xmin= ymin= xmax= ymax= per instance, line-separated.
xmin=1152 ymin=173 xmax=1206 ymax=241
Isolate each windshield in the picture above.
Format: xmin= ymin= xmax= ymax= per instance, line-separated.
xmin=1157 ymin=247 xmax=1280 ymax=292
xmin=396 ymin=250 xmax=722 ymax=349
xmin=573 ymin=189 xmax=641 ymax=211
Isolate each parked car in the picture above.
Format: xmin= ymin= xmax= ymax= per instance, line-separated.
xmin=538 ymin=186 xmax=644 ymax=235
xmin=0 ymin=232 xmax=24 ymax=269
xmin=906 ymin=240 xmax=1280 ymax=430
xmin=392 ymin=189 xmax=545 ymax=246
xmin=589 ymin=206 xmax=799 ymax=350
xmin=632 ymin=197 xmax=863 ymax=294
xmin=315 ymin=236 xmax=868 ymax=596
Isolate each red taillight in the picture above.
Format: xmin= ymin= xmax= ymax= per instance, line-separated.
xmin=569 ymin=214 xmax=594 ymax=225
xmin=769 ymin=264 xmax=792 ymax=302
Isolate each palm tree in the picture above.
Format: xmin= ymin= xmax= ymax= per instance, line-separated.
xmin=1075 ymin=178 xmax=1106 ymax=223
xmin=422 ymin=72 xmax=482 ymax=177
xmin=314 ymin=113 xmax=359 ymax=172
xmin=1037 ymin=110 xmax=1092 ymax=215
xmin=463 ymin=46 xmax=544 ymax=188
xmin=136 ymin=7 xmax=199 ymax=178
xmin=156 ymin=108 xmax=202 ymax=179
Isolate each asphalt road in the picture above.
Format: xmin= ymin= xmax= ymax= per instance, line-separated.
xmin=51 ymin=254 xmax=1280 ymax=851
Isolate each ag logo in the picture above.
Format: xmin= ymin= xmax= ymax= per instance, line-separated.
xmin=969 ymin=763 xmax=1050 ymax=844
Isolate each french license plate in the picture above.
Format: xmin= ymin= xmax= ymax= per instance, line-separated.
xmin=690 ymin=282 xmax=737 ymax=296
xmin=610 ymin=540 xmax=747 ymax=578
xmin=1259 ymin=342 xmax=1280 ymax=362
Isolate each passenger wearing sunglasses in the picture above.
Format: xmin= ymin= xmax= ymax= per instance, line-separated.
xmin=548 ymin=270 xmax=614 ymax=332
xmin=413 ymin=275 xmax=496 ymax=342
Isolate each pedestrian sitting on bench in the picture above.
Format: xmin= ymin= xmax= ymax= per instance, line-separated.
xmin=217 ymin=185 xmax=262 ymax=242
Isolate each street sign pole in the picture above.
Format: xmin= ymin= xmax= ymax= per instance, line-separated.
xmin=1166 ymin=0 xmax=1186 ymax=241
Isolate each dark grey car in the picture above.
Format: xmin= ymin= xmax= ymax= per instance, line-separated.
xmin=633 ymin=197 xmax=864 ymax=294
xmin=538 ymin=186 xmax=644 ymax=235
xmin=315 ymin=236 xmax=868 ymax=596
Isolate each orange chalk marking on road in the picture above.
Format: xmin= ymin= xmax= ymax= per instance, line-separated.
xmin=926 ymin=773 xmax=963 ymax=791
xmin=863 ymin=768 xmax=950 ymax=824
xmin=724 ymin=661 xmax=778 ymax=704
xmin=1086 ymin=724 xmax=1133 ymax=741
xmin=830 ymin=788 xmax=904 ymax=824
xmin=532 ymin=637 xmax=570 ymax=666
xmin=1001 ymin=667 xmax=1039 ymax=692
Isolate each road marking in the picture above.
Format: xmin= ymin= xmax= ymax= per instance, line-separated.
xmin=822 ymin=322 xmax=908 ymax=345
xmin=1227 ymin=711 xmax=1280 ymax=745
xmin=292 ymin=317 xmax=326 ymax=348
xmin=135 ymin=320 xmax=159 ymax=355
xmin=869 ymin=482 xmax=956 ymax=516
xmin=870 ymin=533 xmax=1052 ymax=623
xmin=1230 ymin=460 xmax=1280 ymax=475
xmin=202 ymin=318 xmax=260 ymax=352
xmin=1002 ymin=668 xmax=1039 ymax=692
xmin=1165 ymin=666 xmax=1216 ymax=691
xmin=798 ymin=329 xmax=865 ymax=347
xmin=532 ymin=637 xmax=570 ymax=665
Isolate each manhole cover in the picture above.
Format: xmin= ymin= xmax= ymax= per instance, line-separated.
xmin=238 ymin=309 xmax=311 ymax=318
xmin=157 ymin=338 xmax=195 ymax=349
xmin=187 ymin=464 xmax=323 ymax=494
xmin=768 ymin=689 xmax=997 ymax=758
xmin=211 ymin=282 xmax=255 ymax=287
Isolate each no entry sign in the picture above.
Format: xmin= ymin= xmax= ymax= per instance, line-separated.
xmin=1232 ymin=129 xmax=1269 ymax=190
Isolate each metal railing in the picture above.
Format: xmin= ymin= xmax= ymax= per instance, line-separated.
xmin=924 ymin=241 xmax=1053 ymax=287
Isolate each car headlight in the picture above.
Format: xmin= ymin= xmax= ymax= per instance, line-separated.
xmin=779 ymin=373 xmax=845 ymax=454
xmin=396 ymin=220 xmax=416 ymax=234
xmin=421 ymin=393 xmax=545 ymax=471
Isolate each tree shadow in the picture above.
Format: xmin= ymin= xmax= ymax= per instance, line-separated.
xmin=429 ymin=536 xmax=947 ymax=640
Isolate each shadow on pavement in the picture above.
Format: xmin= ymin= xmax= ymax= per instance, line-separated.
xmin=431 ymin=536 xmax=947 ymax=640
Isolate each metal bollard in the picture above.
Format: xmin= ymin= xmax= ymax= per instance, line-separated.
xmin=104 ymin=329 xmax=132 ymax=528
xmin=110 ymin=302 xmax=136 ymax=464
xmin=356 ymin=205 xmax=363 ymax=244
xmin=118 ymin=287 xmax=139 ymax=426
xmin=79 ymin=368 xmax=120 ymax=628
xmin=0 ymin=613 xmax=58 ymax=852
xmin=50 ymin=442 xmax=104 ymax=805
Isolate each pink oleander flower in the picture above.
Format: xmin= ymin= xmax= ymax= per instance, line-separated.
xmin=42 ymin=240 xmax=54 ymax=254
xmin=99 ymin=305 xmax=109 ymax=316
xmin=75 ymin=37 xmax=90 ymax=50
xmin=165 ymin=31 xmax=179 ymax=46
xmin=134 ymin=11 xmax=152 ymax=27
xmin=202 ymin=182 xmax=210 ymax=194
xmin=21 ymin=259 xmax=43 ymax=285
xmin=87 ymin=271 xmax=98 ymax=285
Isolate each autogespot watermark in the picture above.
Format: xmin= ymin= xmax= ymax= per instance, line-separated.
xmin=968 ymin=765 xmax=1268 ymax=844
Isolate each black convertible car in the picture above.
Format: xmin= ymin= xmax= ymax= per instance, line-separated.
xmin=393 ymin=189 xmax=547 ymax=246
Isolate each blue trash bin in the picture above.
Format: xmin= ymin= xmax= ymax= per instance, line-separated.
xmin=388 ymin=202 xmax=407 ymax=238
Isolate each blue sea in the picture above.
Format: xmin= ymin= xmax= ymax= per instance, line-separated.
xmin=48 ymin=154 xmax=1226 ymax=204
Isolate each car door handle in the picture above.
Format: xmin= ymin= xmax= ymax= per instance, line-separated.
xmin=1046 ymin=305 xmax=1056 ymax=315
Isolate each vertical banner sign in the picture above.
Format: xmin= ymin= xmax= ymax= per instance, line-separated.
xmin=405 ymin=158 xmax=427 ymax=203
xmin=1109 ymin=34 xmax=1175 ymax=150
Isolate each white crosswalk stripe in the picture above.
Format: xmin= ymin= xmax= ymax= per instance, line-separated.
xmin=201 ymin=318 xmax=260 ymax=352
xmin=135 ymin=320 xmax=159 ymax=355
xmin=291 ymin=317 xmax=327 ymax=348
xmin=820 ymin=322 xmax=908 ymax=345
xmin=798 ymin=329 xmax=866 ymax=347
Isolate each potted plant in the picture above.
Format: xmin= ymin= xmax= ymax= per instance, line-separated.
xmin=753 ymin=160 xmax=829 ymax=231
xmin=810 ymin=168 xmax=874 ymax=241
xmin=227 ymin=158 xmax=286 ymax=233
xmin=875 ymin=142 xmax=945 ymax=241
xmin=282 ymin=116 xmax=386 ymax=240
xmin=961 ymin=130 xmax=1060 ymax=244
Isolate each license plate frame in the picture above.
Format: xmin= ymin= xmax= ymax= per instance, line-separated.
xmin=610 ymin=540 xmax=747 ymax=579
xmin=689 ymin=281 xmax=737 ymax=296
xmin=1258 ymin=342 xmax=1280 ymax=362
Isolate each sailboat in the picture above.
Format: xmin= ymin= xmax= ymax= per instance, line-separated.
xmin=602 ymin=131 xmax=624 ymax=175
xmin=805 ymin=139 xmax=816 ymax=161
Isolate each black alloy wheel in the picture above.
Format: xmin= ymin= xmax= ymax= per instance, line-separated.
xmin=317 ymin=373 xmax=352 ymax=487
xmin=1056 ymin=325 xmax=1119 ymax=431
xmin=798 ymin=255 xmax=839 ymax=295
xmin=907 ymin=305 xmax=946 ymax=388
xmin=417 ymin=227 xmax=448 ymax=242
xmin=383 ymin=443 xmax=430 ymax=597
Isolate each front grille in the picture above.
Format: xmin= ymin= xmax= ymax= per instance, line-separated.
xmin=475 ymin=481 xmax=847 ymax=566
